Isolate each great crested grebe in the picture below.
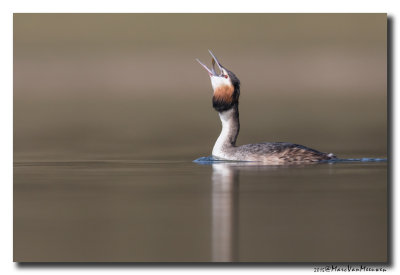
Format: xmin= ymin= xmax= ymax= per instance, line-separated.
xmin=196 ymin=50 xmax=336 ymax=164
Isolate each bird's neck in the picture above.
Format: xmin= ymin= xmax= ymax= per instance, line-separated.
xmin=212 ymin=105 xmax=240 ymax=157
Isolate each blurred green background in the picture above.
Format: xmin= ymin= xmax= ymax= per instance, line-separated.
xmin=14 ymin=14 xmax=387 ymax=161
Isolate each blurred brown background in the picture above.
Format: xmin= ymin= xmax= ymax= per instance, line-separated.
xmin=14 ymin=14 xmax=387 ymax=161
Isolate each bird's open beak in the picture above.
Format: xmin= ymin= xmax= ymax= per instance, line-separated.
xmin=196 ymin=50 xmax=223 ymax=77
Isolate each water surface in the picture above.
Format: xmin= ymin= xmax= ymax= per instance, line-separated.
xmin=14 ymin=160 xmax=387 ymax=262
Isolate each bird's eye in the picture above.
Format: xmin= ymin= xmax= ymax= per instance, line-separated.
xmin=224 ymin=75 xmax=228 ymax=79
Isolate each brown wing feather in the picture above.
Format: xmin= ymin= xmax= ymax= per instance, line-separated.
xmin=236 ymin=142 xmax=335 ymax=163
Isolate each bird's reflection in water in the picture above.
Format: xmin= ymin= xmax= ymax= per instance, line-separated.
xmin=211 ymin=163 xmax=240 ymax=262
xmin=210 ymin=161 xmax=315 ymax=262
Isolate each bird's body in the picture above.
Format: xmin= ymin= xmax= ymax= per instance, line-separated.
xmin=197 ymin=51 xmax=336 ymax=164
xmin=211 ymin=105 xmax=335 ymax=164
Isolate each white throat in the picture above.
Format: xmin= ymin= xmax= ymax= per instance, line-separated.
xmin=210 ymin=75 xmax=231 ymax=91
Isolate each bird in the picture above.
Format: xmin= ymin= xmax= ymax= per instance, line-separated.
xmin=196 ymin=50 xmax=337 ymax=164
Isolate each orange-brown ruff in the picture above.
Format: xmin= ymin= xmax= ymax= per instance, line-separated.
xmin=197 ymin=51 xmax=336 ymax=164
xmin=213 ymin=85 xmax=234 ymax=104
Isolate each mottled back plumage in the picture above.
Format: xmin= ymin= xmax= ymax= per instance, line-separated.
xmin=234 ymin=142 xmax=336 ymax=163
